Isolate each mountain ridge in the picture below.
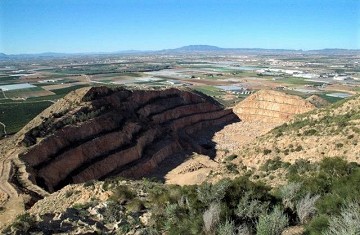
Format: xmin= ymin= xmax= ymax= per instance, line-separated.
xmin=1 ymin=45 xmax=359 ymax=58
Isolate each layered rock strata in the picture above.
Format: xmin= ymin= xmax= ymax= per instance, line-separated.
xmin=233 ymin=90 xmax=315 ymax=123
xmin=19 ymin=87 xmax=239 ymax=192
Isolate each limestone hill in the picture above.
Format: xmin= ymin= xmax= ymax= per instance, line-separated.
xmin=19 ymin=87 xmax=238 ymax=192
xmin=305 ymin=94 xmax=329 ymax=108
xmin=232 ymin=94 xmax=360 ymax=172
xmin=233 ymin=90 xmax=315 ymax=123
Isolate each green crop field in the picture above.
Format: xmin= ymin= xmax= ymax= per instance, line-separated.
xmin=4 ymin=87 xmax=45 ymax=98
xmin=194 ymin=85 xmax=224 ymax=97
xmin=318 ymin=94 xmax=343 ymax=103
xmin=51 ymin=84 xmax=89 ymax=95
xmin=273 ymin=77 xmax=322 ymax=86
xmin=0 ymin=76 xmax=21 ymax=85
xmin=28 ymin=84 xmax=89 ymax=101
xmin=0 ymin=101 xmax=52 ymax=135
xmin=0 ymin=84 xmax=90 ymax=135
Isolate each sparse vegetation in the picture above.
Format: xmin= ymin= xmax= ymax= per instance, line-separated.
xmin=260 ymin=156 xmax=288 ymax=172
xmin=5 ymin=157 xmax=360 ymax=234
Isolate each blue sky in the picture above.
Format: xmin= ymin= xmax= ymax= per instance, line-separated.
xmin=0 ymin=0 xmax=359 ymax=54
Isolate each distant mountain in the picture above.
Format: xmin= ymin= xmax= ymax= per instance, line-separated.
xmin=162 ymin=46 xmax=360 ymax=55
xmin=0 ymin=53 xmax=8 ymax=59
xmin=159 ymin=45 xmax=303 ymax=55
xmin=1 ymin=46 xmax=359 ymax=58
xmin=174 ymin=45 xmax=222 ymax=51
xmin=306 ymin=48 xmax=360 ymax=55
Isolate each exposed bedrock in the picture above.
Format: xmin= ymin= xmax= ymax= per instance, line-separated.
xmin=233 ymin=90 xmax=315 ymax=123
xmin=19 ymin=87 xmax=239 ymax=192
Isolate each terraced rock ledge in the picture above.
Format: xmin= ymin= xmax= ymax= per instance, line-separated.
xmin=17 ymin=87 xmax=239 ymax=193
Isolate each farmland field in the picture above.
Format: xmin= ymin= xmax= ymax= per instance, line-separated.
xmin=0 ymin=76 xmax=20 ymax=85
xmin=194 ymin=85 xmax=224 ymax=97
xmin=0 ymin=101 xmax=52 ymax=135
xmin=4 ymin=87 xmax=55 ymax=99
xmin=0 ymin=52 xmax=358 ymax=137
xmin=272 ymin=77 xmax=323 ymax=86
xmin=0 ymin=84 xmax=90 ymax=135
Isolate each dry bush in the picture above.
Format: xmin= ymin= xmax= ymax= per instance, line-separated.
xmin=279 ymin=182 xmax=302 ymax=210
xmin=217 ymin=219 xmax=236 ymax=235
xmin=203 ymin=202 xmax=221 ymax=234
xmin=324 ymin=201 xmax=360 ymax=235
xmin=296 ymin=193 xmax=320 ymax=224
xmin=256 ymin=206 xmax=288 ymax=235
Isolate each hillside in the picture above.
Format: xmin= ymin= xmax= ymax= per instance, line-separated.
xmin=230 ymin=94 xmax=360 ymax=175
xmin=0 ymin=86 xmax=239 ymax=228
xmin=1 ymin=88 xmax=360 ymax=234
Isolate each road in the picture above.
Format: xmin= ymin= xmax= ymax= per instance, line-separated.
xmin=82 ymin=74 xmax=108 ymax=84
xmin=0 ymin=148 xmax=25 ymax=230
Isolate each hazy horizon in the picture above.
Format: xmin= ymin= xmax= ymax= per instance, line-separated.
xmin=2 ymin=44 xmax=360 ymax=56
xmin=1 ymin=0 xmax=359 ymax=54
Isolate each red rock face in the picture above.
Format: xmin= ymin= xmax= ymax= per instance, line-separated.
xmin=20 ymin=87 xmax=239 ymax=192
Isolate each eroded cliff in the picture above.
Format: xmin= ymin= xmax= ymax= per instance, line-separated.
xmin=233 ymin=90 xmax=315 ymax=123
xmin=18 ymin=87 xmax=239 ymax=193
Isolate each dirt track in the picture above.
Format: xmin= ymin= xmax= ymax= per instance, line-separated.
xmin=0 ymin=145 xmax=25 ymax=230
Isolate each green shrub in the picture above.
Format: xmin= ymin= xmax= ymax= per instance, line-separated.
xmin=324 ymin=201 xmax=360 ymax=235
xmin=260 ymin=157 xmax=283 ymax=172
xmin=217 ymin=219 xmax=236 ymax=235
xmin=65 ymin=190 xmax=73 ymax=198
xmin=110 ymin=185 xmax=136 ymax=203
xmin=83 ymin=180 xmax=95 ymax=188
xmin=263 ymin=149 xmax=272 ymax=155
xmin=306 ymin=215 xmax=329 ymax=235
xmin=256 ymin=207 xmax=288 ymax=235
xmin=235 ymin=192 xmax=270 ymax=223
xmin=197 ymin=180 xmax=230 ymax=204
xmin=304 ymin=129 xmax=317 ymax=136
xmin=335 ymin=143 xmax=343 ymax=148
xmin=226 ymin=162 xmax=239 ymax=173
xmin=279 ymin=182 xmax=302 ymax=210
xmin=4 ymin=213 xmax=37 ymax=234
xmin=102 ymin=201 xmax=124 ymax=223
xmin=225 ymin=154 xmax=238 ymax=161
xmin=287 ymin=159 xmax=316 ymax=179
xmin=126 ymin=198 xmax=145 ymax=213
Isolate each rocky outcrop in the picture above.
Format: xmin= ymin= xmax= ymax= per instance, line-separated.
xmin=19 ymin=87 xmax=239 ymax=192
xmin=233 ymin=90 xmax=315 ymax=123
xmin=306 ymin=95 xmax=329 ymax=108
